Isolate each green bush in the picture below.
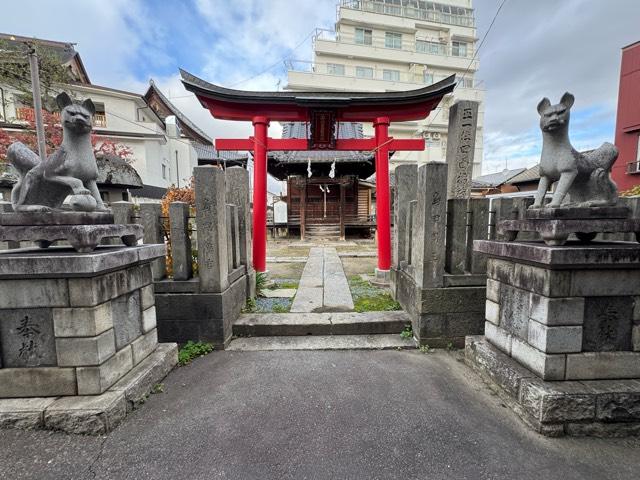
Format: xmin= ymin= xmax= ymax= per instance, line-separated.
xmin=256 ymin=271 xmax=268 ymax=296
xmin=178 ymin=341 xmax=214 ymax=366
xmin=400 ymin=324 xmax=413 ymax=339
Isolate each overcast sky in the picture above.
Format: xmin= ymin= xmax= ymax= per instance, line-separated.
xmin=1 ymin=0 xmax=639 ymax=175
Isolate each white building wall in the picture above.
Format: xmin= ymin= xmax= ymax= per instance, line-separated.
xmin=286 ymin=0 xmax=484 ymax=177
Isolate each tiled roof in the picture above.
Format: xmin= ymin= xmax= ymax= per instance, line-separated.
xmin=472 ymin=168 xmax=527 ymax=188
xmin=507 ymin=165 xmax=540 ymax=184
xmin=192 ymin=142 xmax=247 ymax=162
xmin=270 ymin=122 xmax=373 ymax=163
xmin=145 ymin=79 xmax=213 ymax=145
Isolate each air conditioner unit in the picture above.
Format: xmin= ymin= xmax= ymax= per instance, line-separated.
xmin=628 ymin=162 xmax=640 ymax=174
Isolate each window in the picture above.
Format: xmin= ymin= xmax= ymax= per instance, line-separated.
xmin=455 ymin=75 xmax=473 ymax=88
xmin=355 ymin=28 xmax=372 ymax=45
xmin=385 ymin=32 xmax=402 ymax=49
xmin=452 ymin=41 xmax=468 ymax=57
xmin=637 ymin=135 xmax=640 ymax=162
xmin=356 ymin=66 xmax=374 ymax=79
xmin=327 ymin=63 xmax=345 ymax=76
xmin=416 ymin=40 xmax=445 ymax=56
xmin=162 ymin=164 xmax=167 ymax=179
xmin=383 ymin=69 xmax=400 ymax=81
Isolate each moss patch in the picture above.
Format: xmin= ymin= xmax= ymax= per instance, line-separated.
xmin=349 ymin=275 xmax=401 ymax=313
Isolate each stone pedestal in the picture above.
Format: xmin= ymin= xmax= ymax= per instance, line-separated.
xmin=0 ymin=245 xmax=178 ymax=434
xmin=498 ymin=206 xmax=640 ymax=246
xmin=466 ymin=239 xmax=640 ymax=436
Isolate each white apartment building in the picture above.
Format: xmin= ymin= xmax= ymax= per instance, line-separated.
xmin=286 ymin=0 xmax=484 ymax=176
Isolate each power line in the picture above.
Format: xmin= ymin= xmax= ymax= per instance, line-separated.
xmin=166 ymin=28 xmax=316 ymax=100
xmin=424 ymin=0 xmax=508 ymax=131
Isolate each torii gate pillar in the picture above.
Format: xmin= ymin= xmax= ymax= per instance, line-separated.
xmin=252 ymin=116 xmax=269 ymax=272
xmin=374 ymin=116 xmax=392 ymax=276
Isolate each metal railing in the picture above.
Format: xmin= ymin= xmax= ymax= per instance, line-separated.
xmin=312 ymin=27 xmax=475 ymax=59
xmin=286 ymin=58 xmax=482 ymax=89
xmin=15 ymin=107 xmax=60 ymax=123
xmin=340 ymin=0 xmax=475 ymax=28
xmin=14 ymin=106 xmax=107 ymax=128
xmin=94 ymin=113 xmax=107 ymax=128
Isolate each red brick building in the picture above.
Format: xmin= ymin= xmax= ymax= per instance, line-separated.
xmin=612 ymin=40 xmax=640 ymax=191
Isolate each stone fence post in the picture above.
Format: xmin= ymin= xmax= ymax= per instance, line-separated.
xmin=225 ymin=166 xmax=252 ymax=269
xmin=138 ymin=203 xmax=166 ymax=280
xmin=111 ymin=201 xmax=134 ymax=224
xmin=411 ymin=162 xmax=448 ymax=288
xmin=169 ymin=202 xmax=192 ymax=281
xmin=392 ymin=164 xmax=417 ymax=268
xmin=194 ymin=166 xmax=228 ymax=293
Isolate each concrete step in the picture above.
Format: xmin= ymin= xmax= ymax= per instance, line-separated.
xmin=227 ymin=334 xmax=416 ymax=351
xmin=233 ymin=311 xmax=410 ymax=336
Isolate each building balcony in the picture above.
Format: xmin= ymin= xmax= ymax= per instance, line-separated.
xmin=14 ymin=107 xmax=107 ymax=128
xmin=340 ymin=0 xmax=475 ymax=29
xmin=313 ymin=29 xmax=478 ymax=72
xmin=286 ymin=59 xmax=483 ymax=91
xmin=15 ymin=107 xmax=60 ymax=123
xmin=94 ymin=113 xmax=107 ymax=128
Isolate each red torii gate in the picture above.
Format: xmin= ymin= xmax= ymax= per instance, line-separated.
xmin=180 ymin=70 xmax=456 ymax=275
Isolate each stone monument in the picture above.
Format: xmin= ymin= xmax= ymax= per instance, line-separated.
xmin=466 ymin=93 xmax=640 ymax=437
xmin=0 ymin=92 xmax=142 ymax=252
xmin=445 ymin=100 xmax=479 ymax=200
xmin=0 ymin=93 xmax=177 ymax=435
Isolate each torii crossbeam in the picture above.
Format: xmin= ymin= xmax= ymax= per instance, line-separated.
xmin=180 ymin=69 xmax=456 ymax=276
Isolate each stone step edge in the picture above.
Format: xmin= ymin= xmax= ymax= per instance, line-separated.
xmin=227 ymin=334 xmax=417 ymax=351
xmin=234 ymin=312 xmax=410 ymax=336
xmin=464 ymin=335 xmax=640 ymax=438
xmin=0 ymin=343 xmax=178 ymax=435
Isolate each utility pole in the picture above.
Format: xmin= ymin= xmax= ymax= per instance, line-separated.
xmin=26 ymin=43 xmax=47 ymax=161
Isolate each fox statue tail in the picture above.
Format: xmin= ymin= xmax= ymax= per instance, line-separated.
xmin=584 ymin=142 xmax=618 ymax=171
xmin=7 ymin=142 xmax=41 ymax=176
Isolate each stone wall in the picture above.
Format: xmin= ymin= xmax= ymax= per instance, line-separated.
xmin=132 ymin=166 xmax=255 ymax=349
xmin=0 ymin=245 xmax=166 ymax=398
xmin=391 ymin=163 xmax=490 ymax=346
xmin=466 ymin=239 xmax=640 ymax=436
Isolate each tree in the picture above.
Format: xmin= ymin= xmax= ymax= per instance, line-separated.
xmin=0 ymin=38 xmax=75 ymax=111
xmin=0 ymin=110 xmax=134 ymax=169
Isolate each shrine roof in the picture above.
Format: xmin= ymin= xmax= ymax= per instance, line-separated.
xmin=180 ymin=69 xmax=456 ymax=122
xmin=267 ymin=122 xmax=378 ymax=180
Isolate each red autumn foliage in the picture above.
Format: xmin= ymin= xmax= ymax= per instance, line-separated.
xmin=0 ymin=109 xmax=133 ymax=167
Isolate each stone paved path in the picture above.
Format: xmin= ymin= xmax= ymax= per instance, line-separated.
xmin=290 ymin=247 xmax=354 ymax=313
xmin=1 ymin=350 xmax=639 ymax=480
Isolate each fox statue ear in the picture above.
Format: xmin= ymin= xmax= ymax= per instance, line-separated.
xmin=537 ymin=97 xmax=551 ymax=115
xmin=82 ymin=98 xmax=96 ymax=115
xmin=56 ymin=92 xmax=73 ymax=110
xmin=560 ymin=92 xmax=575 ymax=109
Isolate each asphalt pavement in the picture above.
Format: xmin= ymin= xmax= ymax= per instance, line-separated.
xmin=1 ymin=349 xmax=639 ymax=479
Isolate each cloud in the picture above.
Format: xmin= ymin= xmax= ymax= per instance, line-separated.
xmin=3 ymin=0 xmax=638 ymax=180
xmin=475 ymin=0 xmax=639 ymax=173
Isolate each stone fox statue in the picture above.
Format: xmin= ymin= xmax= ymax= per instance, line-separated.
xmin=531 ymin=92 xmax=618 ymax=209
xmin=7 ymin=92 xmax=106 ymax=212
